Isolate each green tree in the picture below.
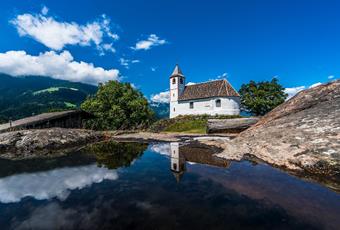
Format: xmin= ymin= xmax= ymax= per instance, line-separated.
xmin=81 ymin=81 xmax=154 ymax=130
xmin=239 ymin=78 xmax=287 ymax=116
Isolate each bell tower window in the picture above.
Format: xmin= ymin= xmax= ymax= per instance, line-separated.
xmin=180 ymin=77 xmax=183 ymax=84
xmin=172 ymin=78 xmax=176 ymax=84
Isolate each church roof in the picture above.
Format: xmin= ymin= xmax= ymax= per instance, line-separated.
xmin=178 ymin=79 xmax=239 ymax=101
xmin=170 ymin=64 xmax=184 ymax=77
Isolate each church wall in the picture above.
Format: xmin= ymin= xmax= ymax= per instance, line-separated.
xmin=170 ymin=96 xmax=240 ymax=118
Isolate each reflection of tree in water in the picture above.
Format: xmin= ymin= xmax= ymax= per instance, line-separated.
xmin=85 ymin=141 xmax=148 ymax=169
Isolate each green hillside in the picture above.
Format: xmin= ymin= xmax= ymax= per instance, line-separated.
xmin=0 ymin=73 xmax=97 ymax=122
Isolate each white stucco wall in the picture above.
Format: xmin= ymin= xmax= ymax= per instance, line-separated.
xmin=170 ymin=97 xmax=240 ymax=118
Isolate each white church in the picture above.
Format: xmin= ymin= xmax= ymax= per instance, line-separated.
xmin=169 ymin=65 xmax=241 ymax=118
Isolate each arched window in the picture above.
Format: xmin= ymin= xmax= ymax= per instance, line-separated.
xmin=173 ymin=107 xmax=176 ymax=112
xmin=172 ymin=78 xmax=176 ymax=84
xmin=216 ymin=99 xmax=221 ymax=107
xmin=189 ymin=102 xmax=194 ymax=109
xmin=180 ymin=77 xmax=183 ymax=84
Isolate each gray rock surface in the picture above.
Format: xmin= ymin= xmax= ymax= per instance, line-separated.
xmin=213 ymin=80 xmax=340 ymax=177
xmin=207 ymin=117 xmax=259 ymax=133
xmin=0 ymin=128 xmax=104 ymax=160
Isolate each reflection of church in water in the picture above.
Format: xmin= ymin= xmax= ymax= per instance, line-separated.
xmin=170 ymin=142 xmax=231 ymax=182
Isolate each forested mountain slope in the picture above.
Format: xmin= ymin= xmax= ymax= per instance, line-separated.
xmin=0 ymin=74 xmax=97 ymax=122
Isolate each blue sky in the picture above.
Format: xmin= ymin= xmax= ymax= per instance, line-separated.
xmin=0 ymin=0 xmax=338 ymax=102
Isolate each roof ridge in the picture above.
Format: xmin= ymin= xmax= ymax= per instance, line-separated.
xmin=223 ymin=78 xmax=240 ymax=96
xmin=185 ymin=79 xmax=224 ymax=86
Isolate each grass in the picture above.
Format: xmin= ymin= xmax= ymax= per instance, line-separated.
xmin=33 ymin=87 xmax=60 ymax=95
xmin=149 ymin=114 xmax=243 ymax=134
xmin=163 ymin=119 xmax=207 ymax=133
xmin=33 ymin=87 xmax=79 ymax=95
xmin=64 ymin=102 xmax=76 ymax=108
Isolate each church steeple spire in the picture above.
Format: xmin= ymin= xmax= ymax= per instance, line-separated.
xmin=170 ymin=64 xmax=184 ymax=77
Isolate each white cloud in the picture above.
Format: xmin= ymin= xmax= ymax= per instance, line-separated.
xmin=150 ymin=143 xmax=170 ymax=156
xmin=309 ymin=82 xmax=322 ymax=88
xmin=0 ymin=164 xmax=118 ymax=203
xmin=130 ymin=83 xmax=137 ymax=89
xmin=150 ymin=82 xmax=196 ymax=103
xmin=41 ymin=6 xmax=49 ymax=15
xmin=284 ymin=86 xmax=306 ymax=99
xmin=119 ymin=58 xmax=129 ymax=68
xmin=150 ymin=90 xmax=170 ymax=103
xmin=119 ymin=58 xmax=140 ymax=69
xmin=284 ymin=82 xmax=324 ymax=100
xmin=216 ymin=72 xmax=228 ymax=79
xmin=150 ymin=67 xmax=157 ymax=72
xmin=99 ymin=43 xmax=116 ymax=56
xmin=132 ymin=34 xmax=167 ymax=50
xmin=328 ymin=75 xmax=335 ymax=80
xmin=208 ymin=72 xmax=228 ymax=81
xmin=0 ymin=50 xmax=119 ymax=85
xmin=10 ymin=10 xmax=118 ymax=54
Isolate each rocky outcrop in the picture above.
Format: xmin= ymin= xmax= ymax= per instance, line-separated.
xmin=214 ymin=80 xmax=340 ymax=178
xmin=207 ymin=117 xmax=259 ymax=133
xmin=110 ymin=131 xmax=234 ymax=142
xmin=0 ymin=128 xmax=104 ymax=160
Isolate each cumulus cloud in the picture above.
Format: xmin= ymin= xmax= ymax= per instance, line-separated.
xmin=150 ymin=81 xmax=196 ymax=103
xmin=0 ymin=164 xmax=118 ymax=203
xmin=119 ymin=58 xmax=140 ymax=69
xmin=150 ymin=90 xmax=170 ymax=103
xmin=309 ymin=82 xmax=322 ymax=88
xmin=10 ymin=8 xmax=118 ymax=54
xmin=132 ymin=34 xmax=167 ymax=50
xmin=0 ymin=50 xmax=119 ymax=85
xmin=284 ymin=86 xmax=306 ymax=99
xmin=284 ymin=82 xmax=324 ymax=100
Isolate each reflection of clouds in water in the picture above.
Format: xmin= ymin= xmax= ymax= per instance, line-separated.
xmin=149 ymin=143 xmax=170 ymax=156
xmin=14 ymin=203 xmax=79 ymax=230
xmin=150 ymin=143 xmax=197 ymax=164
xmin=0 ymin=164 xmax=118 ymax=203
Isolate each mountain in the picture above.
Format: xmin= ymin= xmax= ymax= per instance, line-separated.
xmin=0 ymin=74 xmax=97 ymax=122
xmin=0 ymin=73 xmax=170 ymax=123
xmin=150 ymin=102 xmax=170 ymax=119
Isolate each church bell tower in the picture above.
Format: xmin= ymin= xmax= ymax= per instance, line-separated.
xmin=169 ymin=64 xmax=185 ymax=118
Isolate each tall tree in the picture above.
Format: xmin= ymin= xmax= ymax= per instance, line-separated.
xmin=81 ymin=81 xmax=154 ymax=130
xmin=239 ymin=78 xmax=287 ymax=116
